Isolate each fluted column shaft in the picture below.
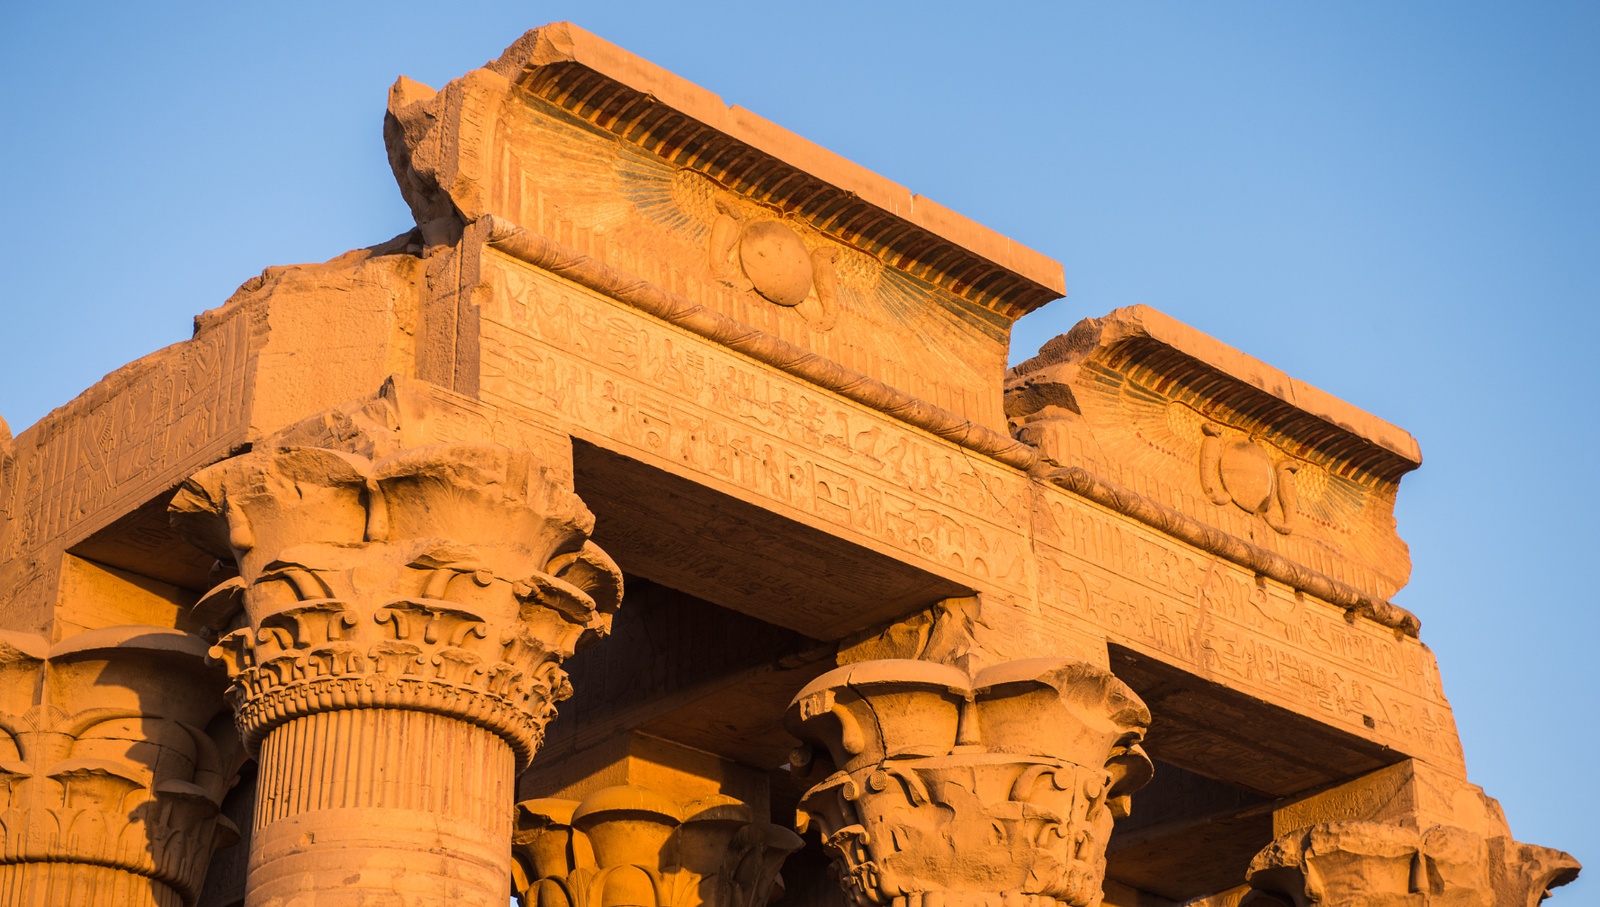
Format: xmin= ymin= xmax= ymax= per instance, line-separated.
xmin=246 ymin=709 xmax=514 ymax=904
xmin=0 ymin=863 xmax=179 ymax=907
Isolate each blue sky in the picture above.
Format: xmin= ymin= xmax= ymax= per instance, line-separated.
xmin=2 ymin=2 xmax=1595 ymax=898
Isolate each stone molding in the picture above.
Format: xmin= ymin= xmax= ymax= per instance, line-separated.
xmin=482 ymin=216 xmax=1040 ymax=472
xmin=513 ymin=785 xmax=801 ymax=907
xmin=410 ymin=22 xmax=1065 ymax=320
xmin=169 ymin=442 xmax=622 ymax=770
xmin=1242 ymin=820 xmax=1580 ymax=907
xmin=462 ymin=213 xmax=1428 ymax=641
xmin=785 ymin=658 xmax=1153 ymax=907
xmin=0 ymin=626 xmax=243 ymax=907
xmin=1044 ymin=467 xmax=1421 ymax=637
xmin=1007 ymin=305 xmax=1419 ymax=618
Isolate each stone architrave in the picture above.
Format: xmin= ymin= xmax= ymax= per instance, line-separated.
xmin=785 ymin=658 xmax=1153 ymax=907
xmin=0 ymin=626 xmax=245 ymax=907
xmin=169 ymin=442 xmax=623 ymax=906
xmin=1242 ymin=820 xmax=1580 ymax=907
xmin=513 ymin=785 xmax=802 ymax=907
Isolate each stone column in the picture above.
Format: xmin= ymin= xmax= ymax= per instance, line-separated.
xmin=170 ymin=443 xmax=623 ymax=907
xmin=512 ymin=732 xmax=801 ymax=907
xmin=514 ymin=785 xmax=801 ymax=907
xmin=784 ymin=658 xmax=1153 ymax=907
xmin=0 ymin=626 xmax=244 ymax=907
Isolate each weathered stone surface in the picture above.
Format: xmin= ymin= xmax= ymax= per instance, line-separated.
xmin=1272 ymin=760 xmax=1511 ymax=841
xmin=0 ymin=626 xmax=243 ymax=906
xmin=385 ymin=22 xmax=1064 ymax=438
xmin=516 ymin=733 xmax=803 ymax=907
xmin=0 ymin=237 xmax=422 ymax=640
xmin=473 ymin=248 xmax=1460 ymax=775
xmin=786 ymin=658 xmax=1153 ymax=907
xmin=170 ymin=441 xmax=621 ymax=905
xmin=1243 ymin=820 xmax=1579 ymax=907
xmin=1008 ymin=305 xmax=1418 ymax=607
xmin=514 ymin=784 xmax=800 ymax=907
xmin=0 ymin=19 xmax=1580 ymax=907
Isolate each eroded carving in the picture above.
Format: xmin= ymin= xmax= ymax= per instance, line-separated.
xmin=483 ymin=218 xmax=1031 ymax=469
xmin=1198 ymin=423 xmax=1302 ymax=535
xmin=836 ymin=596 xmax=995 ymax=672
xmin=170 ymin=442 xmax=621 ymax=768
xmin=705 ymin=202 xmax=842 ymax=329
xmin=169 ymin=442 xmax=623 ymax=906
xmin=1242 ymin=820 xmax=1580 ymax=907
xmin=786 ymin=658 xmax=1152 ymax=907
xmin=1044 ymin=467 xmax=1421 ymax=638
xmin=513 ymin=785 xmax=802 ymax=907
xmin=1005 ymin=306 xmax=1419 ymax=612
xmin=0 ymin=626 xmax=243 ymax=907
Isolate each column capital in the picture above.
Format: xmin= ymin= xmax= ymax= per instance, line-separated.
xmin=785 ymin=658 xmax=1152 ymax=907
xmin=1242 ymin=819 xmax=1580 ymax=907
xmin=170 ymin=442 xmax=622 ymax=769
xmin=0 ymin=626 xmax=243 ymax=906
xmin=513 ymin=784 xmax=802 ymax=907
xmin=171 ymin=441 xmax=623 ymax=906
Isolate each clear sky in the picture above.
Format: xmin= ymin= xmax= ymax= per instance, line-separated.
xmin=2 ymin=1 xmax=1595 ymax=899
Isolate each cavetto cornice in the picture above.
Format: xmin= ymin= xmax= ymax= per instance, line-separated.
xmin=484 ymin=21 xmax=1066 ymax=321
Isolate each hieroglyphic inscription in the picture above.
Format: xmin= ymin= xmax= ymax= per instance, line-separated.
xmin=1031 ymin=484 xmax=1464 ymax=770
xmin=0 ymin=311 xmax=259 ymax=566
xmin=477 ymin=252 xmax=1034 ymax=595
xmin=476 ymin=251 xmax=1460 ymax=769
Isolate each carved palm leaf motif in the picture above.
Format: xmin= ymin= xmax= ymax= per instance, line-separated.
xmin=786 ymin=659 xmax=1152 ymax=907
xmin=0 ymin=628 xmax=243 ymax=905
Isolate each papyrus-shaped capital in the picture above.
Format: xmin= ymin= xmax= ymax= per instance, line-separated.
xmin=512 ymin=785 xmax=801 ymax=907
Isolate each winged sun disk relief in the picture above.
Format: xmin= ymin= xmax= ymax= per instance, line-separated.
xmin=1198 ymin=423 xmax=1302 ymax=536
xmin=708 ymin=202 xmax=842 ymax=331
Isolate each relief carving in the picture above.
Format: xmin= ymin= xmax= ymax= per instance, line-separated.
xmin=169 ymin=441 xmax=623 ymax=906
xmin=0 ymin=626 xmax=244 ymax=907
xmin=785 ymin=658 xmax=1152 ymax=907
xmin=1242 ymin=820 xmax=1580 ymax=907
xmin=513 ymin=785 xmax=802 ymax=907
xmin=1198 ymin=423 xmax=1302 ymax=536
xmin=836 ymin=596 xmax=995 ymax=673
xmin=1005 ymin=306 xmax=1419 ymax=607
xmin=169 ymin=443 xmax=621 ymax=767
xmin=706 ymin=201 xmax=841 ymax=330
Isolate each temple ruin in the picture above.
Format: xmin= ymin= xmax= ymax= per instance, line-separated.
xmin=0 ymin=22 xmax=1579 ymax=907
